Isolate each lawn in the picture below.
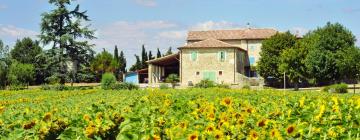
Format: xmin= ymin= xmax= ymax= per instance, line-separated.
xmin=0 ymin=88 xmax=359 ymax=139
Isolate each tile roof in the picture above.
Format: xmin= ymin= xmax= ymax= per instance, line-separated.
xmin=179 ymin=38 xmax=240 ymax=49
xmin=187 ymin=28 xmax=278 ymax=41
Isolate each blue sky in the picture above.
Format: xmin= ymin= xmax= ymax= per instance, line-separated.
xmin=0 ymin=0 xmax=360 ymax=65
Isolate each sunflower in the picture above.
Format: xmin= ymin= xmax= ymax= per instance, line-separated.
xmin=269 ymin=128 xmax=282 ymax=140
xmin=152 ymin=134 xmax=161 ymax=140
xmin=214 ymin=130 xmax=224 ymax=140
xmin=207 ymin=112 xmax=216 ymax=121
xmin=248 ymin=130 xmax=258 ymax=140
xmin=83 ymin=114 xmax=91 ymax=122
xmin=187 ymin=132 xmax=199 ymax=140
xmin=286 ymin=125 xmax=296 ymax=135
xmin=43 ymin=112 xmax=52 ymax=122
xmin=85 ymin=123 xmax=96 ymax=138
xmin=205 ymin=124 xmax=215 ymax=134
xmin=0 ymin=106 xmax=5 ymax=114
xmin=257 ymin=119 xmax=267 ymax=127
xmin=221 ymin=97 xmax=233 ymax=107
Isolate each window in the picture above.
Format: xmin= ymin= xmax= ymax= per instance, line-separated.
xmin=218 ymin=51 xmax=226 ymax=62
xmin=219 ymin=71 xmax=223 ymax=76
xmin=249 ymin=56 xmax=256 ymax=65
xmin=191 ymin=51 xmax=197 ymax=61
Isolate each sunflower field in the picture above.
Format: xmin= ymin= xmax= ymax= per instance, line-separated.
xmin=0 ymin=88 xmax=359 ymax=139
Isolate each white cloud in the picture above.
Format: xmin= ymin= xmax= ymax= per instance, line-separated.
xmin=157 ymin=30 xmax=187 ymax=40
xmin=0 ymin=25 xmax=38 ymax=46
xmin=190 ymin=21 xmax=242 ymax=31
xmin=0 ymin=25 xmax=38 ymax=38
xmin=134 ymin=0 xmax=157 ymax=7
xmin=0 ymin=4 xmax=6 ymax=10
xmin=290 ymin=27 xmax=309 ymax=37
xmin=92 ymin=20 xmax=186 ymax=66
xmin=92 ymin=20 xmax=250 ymax=67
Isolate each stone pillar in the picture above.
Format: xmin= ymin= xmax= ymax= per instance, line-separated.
xmin=148 ymin=64 xmax=153 ymax=84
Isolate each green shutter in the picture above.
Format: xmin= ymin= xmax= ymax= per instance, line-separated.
xmin=203 ymin=71 xmax=216 ymax=81
xmin=191 ymin=51 xmax=197 ymax=61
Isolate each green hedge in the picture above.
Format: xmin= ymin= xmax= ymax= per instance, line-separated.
xmin=323 ymin=83 xmax=348 ymax=93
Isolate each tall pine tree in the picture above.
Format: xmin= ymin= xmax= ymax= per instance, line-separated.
xmin=141 ymin=45 xmax=148 ymax=69
xmin=119 ymin=51 xmax=126 ymax=73
xmin=39 ymin=0 xmax=95 ymax=85
xmin=165 ymin=47 xmax=173 ymax=56
xmin=157 ymin=48 xmax=162 ymax=58
xmin=148 ymin=51 xmax=154 ymax=60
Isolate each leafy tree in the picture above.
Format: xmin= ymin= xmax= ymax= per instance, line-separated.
xmin=141 ymin=45 xmax=148 ymax=69
xmin=279 ymin=42 xmax=308 ymax=90
xmin=165 ymin=47 xmax=173 ymax=56
xmin=7 ymin=61 xmax=35 ymax=89
xmin=10 ymin=38 xmax=45 ymax=84
xmin=156 ymin=48 xmax=162 ymax=58
xmin=166 ymin=74 xmax=179 ymax=88
xmin=11 ymin=38 xmax=42 ymax=64
xmin=335 ymin=46 xmax=360 ymax=82
xmin=129 ymin=55 xmax=141 ymax=71
xmin=303 ymin=22 xmax=356 ymax=84
xmin=257 ymin=32 xmax=297 ymax=84
xmin=39 ymin=0 xmax=95 ymax=85
xmin=0 ymin=40 xmax=10 ymax=89
xmin=90 ymin=49 xmax=114 ymax=81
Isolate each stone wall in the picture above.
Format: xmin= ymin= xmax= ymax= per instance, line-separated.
xmin=180 ymin=48 xmax=239 ymax=85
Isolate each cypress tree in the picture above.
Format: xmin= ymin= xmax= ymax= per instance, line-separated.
xmin=157 ymin=48 xmax=162 ymax=58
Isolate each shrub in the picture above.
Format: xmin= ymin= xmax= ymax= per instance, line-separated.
xmin=101 ymin=73 xmax=117 ymax=90
xmin=216 ymin=83 xmax=230 ymax=89
xmin=7 ymin=61 xmax=35 ymax=89
xmin=159 ymin=83 xmax=170 ymax=89
xmin=242 ymin=85 xmax=251 ymax=90
xmin=195 ymin=79 xmax=215 ymax=88
xmin=111 ymin=82 xmax=139 ymax=90
xmin=166 ymin=74 xmax=179 ymax=89
xmin=323 ymin=83 xmax=348 ymax=93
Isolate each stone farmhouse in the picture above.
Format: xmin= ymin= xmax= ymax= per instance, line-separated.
xmin=136 ymin=28 xmax=278 ymax=86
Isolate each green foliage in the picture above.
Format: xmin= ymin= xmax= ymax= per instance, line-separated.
xmin=0 ymin=40 xmax=10 ymax=89
xmin=129 ymin=55 xmax=142 ymax=72
xmin=159 ymin=83 xmax=170 ymax=89
xmin=41 ymin=84 xmax=95 ymax=91
xmin=91 ymin=49 xmax=115 ymax=80
xmin=39 ymin=0 xmax=95 ymax=85
xmin=2 ymin=89 xmax=359 ymax=139
xmin=101 ymin=73 xmax=117 ymax=90
xmin=242 ymin=84 xmax=251 ymax=90
xmin=323 ymin=83 xmax=348 ymax=93
xmin=111 ymin=83 xmax=139 ymax=90
xmin=165 ymin=47 xmax=173 ymax=56
xmin=279 ymin=42 xmax=308 ymax=90
xmin=257 ymin=32 xmax=297 ymax=82
xmin=216 ymin=83 xmax=231 ymax=89
xmin=10 ymin=38 xmax=42 ymax=64
xmin=303 ymin=22 xmax=357 ymax=84
xmin=166 ymin=74 xmax=179 ymax=88
xmin=141 ymin=45 xmax=148 ymax=69
xmin=156 ymin=48 xmax=162 ymax=58
xmin=194 ymin=79 xmax=216 ymax=88
xmin=7 ymin=61 xmax=35 ymax=89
